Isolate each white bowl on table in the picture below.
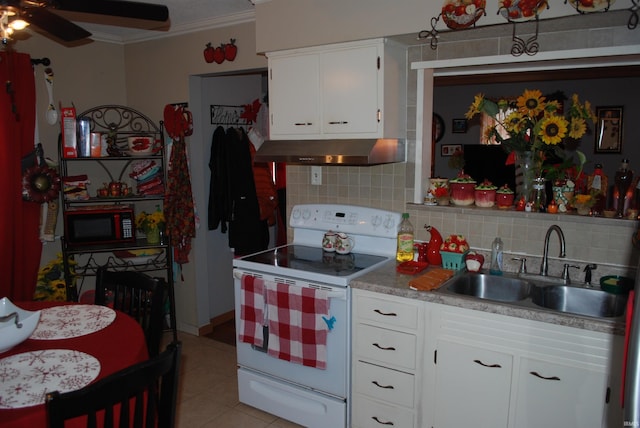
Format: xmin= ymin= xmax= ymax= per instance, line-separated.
xmin=0 ymin=298 xmax=41 ymax=353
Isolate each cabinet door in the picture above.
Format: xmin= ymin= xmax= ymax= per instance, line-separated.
xmin=269 ymin=53 xmax=320 ymax=136
xmin=514 ymin=357 xmax=608 ymax=428
xmin=321 ymin=45 xmax=379 ymax=135
xmin=433 ymin=339 xmax=512 ymax=428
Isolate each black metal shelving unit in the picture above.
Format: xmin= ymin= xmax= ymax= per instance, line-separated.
xmin=58 ymin=105 xmax=177 ymax=340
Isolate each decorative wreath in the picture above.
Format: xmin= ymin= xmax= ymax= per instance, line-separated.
xmin=22 ymin=165 xmax=61 ymax=203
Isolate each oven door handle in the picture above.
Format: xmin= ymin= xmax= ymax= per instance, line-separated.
xmin=234 ymin=270 xmax=348 ymax=301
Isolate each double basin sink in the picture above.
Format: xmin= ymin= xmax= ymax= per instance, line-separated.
xmin=442 ymin=273 xmax=628 ymax=319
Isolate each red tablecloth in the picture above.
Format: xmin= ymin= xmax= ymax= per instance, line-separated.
xmin=0 ymin=301 xmax=149 ymax=428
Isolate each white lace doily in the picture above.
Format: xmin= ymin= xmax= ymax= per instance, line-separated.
xmin=0 ymin=349 xmax=100 ymax=409
xmin=30 ymin=305 xmax=116 ymax=340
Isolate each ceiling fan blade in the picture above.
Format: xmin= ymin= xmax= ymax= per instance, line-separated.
xmin=25 ymin=8 xmax=92 ymax=41
xmin=55 ymin=0 xmax=169 ymax=22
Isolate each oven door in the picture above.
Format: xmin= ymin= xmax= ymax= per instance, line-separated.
xmin=233 ymin=269 xmax=349 ymax=398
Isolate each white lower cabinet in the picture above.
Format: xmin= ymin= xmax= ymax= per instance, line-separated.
xmin=352 ymin=289 xmax=423 ymax=428
xmin=433 ymin=339 xmax=513 ymax=428
xmin=425 ymin=305 xmax=623 ymax=428
xmin=514 ymin=357 xmax=609 ymax=427
xmin=352 ymin=289 xmax=623 ymax=428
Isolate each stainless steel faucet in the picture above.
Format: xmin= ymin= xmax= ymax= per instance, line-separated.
xmin=540 ymin=225 xmax=566 ymax=276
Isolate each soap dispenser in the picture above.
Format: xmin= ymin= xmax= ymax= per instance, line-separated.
xmin=489 ymin=237 xmax=503 ymax=276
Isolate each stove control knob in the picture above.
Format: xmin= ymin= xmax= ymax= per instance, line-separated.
xmin=301 ymin=209 xmax=311 ymax=220
xmin=383 ymin=215 xmax=396 ymax=231
xmin=371 ymin=215 xmax=382 ymax=228
xmin=291 ymin=208 xmax=301 ymax=220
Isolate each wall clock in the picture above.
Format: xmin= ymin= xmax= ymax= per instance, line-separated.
xmin=433 ymin=113 xmax=445 ymax=143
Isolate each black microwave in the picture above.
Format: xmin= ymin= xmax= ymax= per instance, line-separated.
xmin=64 ymin=205 xmax=135 ymax=246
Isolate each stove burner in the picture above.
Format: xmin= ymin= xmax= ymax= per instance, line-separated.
xmin=241 ymin=245 xmax=388 ymax=277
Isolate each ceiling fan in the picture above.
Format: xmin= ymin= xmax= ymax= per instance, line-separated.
xmin=0 ymin=0 xmax=169 ymax=44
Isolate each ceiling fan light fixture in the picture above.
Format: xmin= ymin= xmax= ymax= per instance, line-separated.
xmin=10 ymin=19 xmax=28 ymax=30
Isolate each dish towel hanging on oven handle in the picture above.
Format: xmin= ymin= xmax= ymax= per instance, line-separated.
xmin=265 ymin=281 xmax=330 ymax=370
xmin=239 ymin=274 xmax=266 ymax=348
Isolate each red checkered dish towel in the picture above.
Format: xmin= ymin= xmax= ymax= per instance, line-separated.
xmin=239 ymin=275 xmax=265 ymax=347
xmin=265 ymin=281 xmax=330 ymax=369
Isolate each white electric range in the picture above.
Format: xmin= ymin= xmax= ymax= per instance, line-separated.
xmin=232 ymin=204 xmax=401 ymax=428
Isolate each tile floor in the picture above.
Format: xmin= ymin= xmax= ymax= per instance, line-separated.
xmin=162 ymin=331 xmax=302 ymax=428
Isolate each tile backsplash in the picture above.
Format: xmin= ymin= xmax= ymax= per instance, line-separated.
xmin=283 ymin=18 xmax=639 ymax=275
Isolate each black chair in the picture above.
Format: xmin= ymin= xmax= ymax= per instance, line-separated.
xmin=46 ymin=341 xmax=181 ymax=428
xmin=95 ymin=267 xmax=166 ymax=357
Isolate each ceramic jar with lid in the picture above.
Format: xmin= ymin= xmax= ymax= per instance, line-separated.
xmin=474 ymin=180 xmax=497 ymax=208
xmin=496 ymin=184 xmax=515 ymax=209
xmin=449 ymin=175 xmax=476 ymax=206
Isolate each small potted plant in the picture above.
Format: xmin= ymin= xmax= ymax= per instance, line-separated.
xmin=136 ymin=206 xmax=166 ymax=244
xmin=572 ymin=192 xmax=598 ymax=216
xmin=434 ymin=186 xmax=450 ymax=205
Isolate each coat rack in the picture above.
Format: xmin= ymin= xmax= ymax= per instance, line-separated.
xmin=30 ymin=57 xmax=51 ymax=66
xmin=210 ymin=103 xmax=254 ymax=127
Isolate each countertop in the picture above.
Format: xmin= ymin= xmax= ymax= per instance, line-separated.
xmin=351 ymin=260 xmax=626 ymax=336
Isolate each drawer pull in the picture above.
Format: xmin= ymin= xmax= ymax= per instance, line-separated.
xmin=473 ymin=359 xmax=501 ymax=368
xmin=294 ymin=122 xmax=313 ymax=126
xmin=530 ymin=371 xmax=560 ymax=381
xmin=328 ymin=121 xmax=349 ymax=125
xmin=373 ymin=343 xmax=396 ymax=351
xmin=372 ymin=380 xmax=395 ymax=389
xmin=374 ymin=309 xmax=397 ymax=317
xmin=372 ymin=416 xmax=395 ymax=426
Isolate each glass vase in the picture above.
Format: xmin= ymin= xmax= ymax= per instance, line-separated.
xmin=529 ymin=177 xmax=547 ymax=212
xmin=146 ymin=227 xmax=161 ymax=244
xmin=515 ymin=151 xmax=535 ymax=202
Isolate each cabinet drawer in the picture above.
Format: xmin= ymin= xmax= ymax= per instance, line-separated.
xmin=354 ymin=293 xmax=419 ymax=330
xmin=354 ymin=361 xmax=415 ymax=407
xmin=354 ymin=323 xmax=417 ymax=370
xmin=352 ymin=394 xmax=415 ymax=428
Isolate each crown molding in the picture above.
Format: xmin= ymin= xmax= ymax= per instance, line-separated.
xmin=89 ymin=10 xmax=256 ymax=45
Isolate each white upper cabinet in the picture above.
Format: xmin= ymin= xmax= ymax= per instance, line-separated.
xmin=268 ymin=38 xmax=406 ymax=140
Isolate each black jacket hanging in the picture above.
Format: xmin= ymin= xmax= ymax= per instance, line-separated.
xmin=207 ymin=125 xmax=231 ymax=232
xmin=227 ymin=128 xmax=269 ymax=256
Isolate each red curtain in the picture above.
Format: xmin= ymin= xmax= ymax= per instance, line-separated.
xmin=0 ymin=51 xmax=41 ymax=301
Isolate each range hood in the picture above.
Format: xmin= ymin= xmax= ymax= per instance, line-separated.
xmin=253 ymin=138 xmax=406 ymax=166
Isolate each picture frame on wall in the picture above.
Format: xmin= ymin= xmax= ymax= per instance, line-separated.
xmin=441 ymin=144 xmax=462 ymax=157
xmin=594 ymin=106 xmax=623 ymax=154
xmin=452 ymin=118 xmax=467 ymax=133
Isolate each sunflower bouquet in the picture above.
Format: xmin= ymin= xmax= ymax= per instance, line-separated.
xmin=34 ymin=253 xmax=76 ymax=301
xmin=465 ymin=89 xmax=595 ymax=180
xmin=135 ymin=206 xmax=165 ymax=234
